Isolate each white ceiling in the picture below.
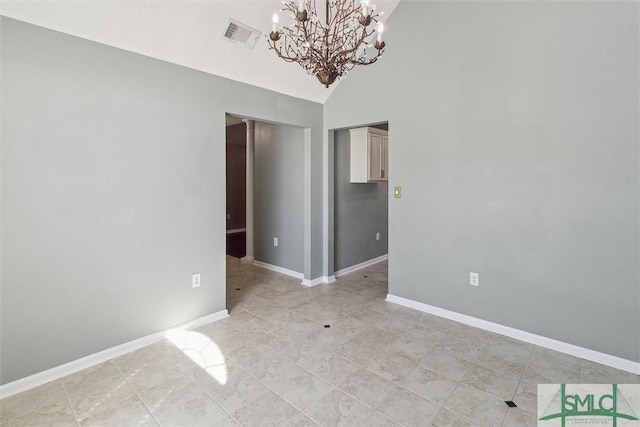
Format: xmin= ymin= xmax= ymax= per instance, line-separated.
xmin=0 ymin=0 xmax=400 ymax=104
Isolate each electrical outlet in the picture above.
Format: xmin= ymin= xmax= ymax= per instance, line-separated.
xmin=376 ymin=232 xmax=380 ymax=241
xmin=192 ymin=273 xmax=201 ymax=288
xmin=273 ymin=237 xmax=278 ymax=246
xmin=470 ymin=272 xmax=479 ymax=287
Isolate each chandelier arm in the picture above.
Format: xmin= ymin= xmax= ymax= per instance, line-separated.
xmin=330 ymin=2 xmax=357 ymax=49
xmin=330 ymin=26 xmax=372 ymax=60
xmin=273 ymin=43 xmax=299 ymax=63
xmin=273 ymin=5 xmax=315 ymax=64
xmin=349 ymin=54 xmax=381 ymax=66
xmin=272 ymin=34 xmax=310 ymax=63
xmin=309 ymin=0 xmax=371 ymax=59
xmin=329 ymin=9 xmax=378 ymax=59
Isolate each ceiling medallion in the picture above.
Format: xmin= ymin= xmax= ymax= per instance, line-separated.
xmin=268 ymin=0 xmax=386 ymax=88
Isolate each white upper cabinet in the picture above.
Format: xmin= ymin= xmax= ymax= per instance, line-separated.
xmin=349 ymin=127 xmax=389 ymax=183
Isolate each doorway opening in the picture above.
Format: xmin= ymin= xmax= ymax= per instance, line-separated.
xmin=225 ymin=113 xmax=307 ymax=310
xmin=332 ymin=122 xmax=389 ymax=293
xmin=225 ymin=115 xmax=247 ymax=259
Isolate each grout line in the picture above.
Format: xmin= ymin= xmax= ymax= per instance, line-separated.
xmin=59 ymin=377 xmax=81 ymax=426
xmin=172 ymin=358 xmax=242 ymax=426
xmin=510 ymin=343 xmax=537 ymax=404
xmin=64 ymin=361 xmax=144 ymax=425
xmin=256 ymin=343 xmax=400 ymax=426
xmin=247 ymin=323 xmax=440 ymax=425
xmin=578 ymin=356 xmax=586 ymax=383
xmin=222 ymin=351 xmax=324 ymax=426
xmin=442 ymin=382 xmax=494 ymax=426
xmin=113 ymin=358 xmax=162 ymax=427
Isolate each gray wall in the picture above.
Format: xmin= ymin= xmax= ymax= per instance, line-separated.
xmin=255 ymin=122 xmax=305 ymax=273
xmin=325 ymin=2 xmax=640 ymax=362
xmin=0 ymin=17 xmax=323 ymax=384
xmin=334 ymin=128 xmax=388 ymax=271
xmin=226 ymin=123 xmax=246 ymax=231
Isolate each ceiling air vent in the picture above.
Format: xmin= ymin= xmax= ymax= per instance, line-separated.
xmin=222 ymin=19 xmax=261 ymax=50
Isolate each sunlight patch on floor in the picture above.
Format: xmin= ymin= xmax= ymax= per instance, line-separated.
xmin=165 ymin=330 xmax=228 ymax=385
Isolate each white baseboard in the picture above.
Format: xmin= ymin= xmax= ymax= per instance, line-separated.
xmin=301 ymin=275 xmax=336 ymax=287
xmin=0 ymin=309 xmax=229 ymax=400
xmin=240 ymin=255 xmax=254 ymax=264
xmin=253 ymin=260 xmax=304 ymax=279
xmin=252 ymin=261 xmax=334 ymax=287
xmin=226 ymin=228 xmax=246 ymax=234
xmin=386 ymin=294 xmax=640 ymax=375
xmin=301 ymin=277 xmax=323 ymax=286
xmin=334 ymin=254 xmax=388 ymax=277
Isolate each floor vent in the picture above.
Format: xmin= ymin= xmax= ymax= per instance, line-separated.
xmin=505 ymin=401 xmax=517 ymax=408
xmin=222 ymin=19 xmax=261 ymax=50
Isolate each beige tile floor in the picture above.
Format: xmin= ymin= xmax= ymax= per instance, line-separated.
xmin=1 ymin=257 xmax=638 ymax=426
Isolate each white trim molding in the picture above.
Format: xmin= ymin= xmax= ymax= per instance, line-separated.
xmin=253 ymin=260 xmax=304 ymax=279
xmin=252 ymin=261 xmax=335 ymax=287
xmin=301 ymin=277 xmax=323 ymax=287
xmin=334 ymin=254 xmax=388 ymax=277
xmin=386 ymin=294 xmax=640 ymax=375
xmin=0 ymin=310 xmax=229 ymax=400
xmin=301 ymin=276 xmax=336 ymax=287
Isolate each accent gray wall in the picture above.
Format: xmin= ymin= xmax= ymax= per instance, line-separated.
xmin=325 ymin=2 xmax=640 ymax=362
xmin=334 ymin=129 xmax=388 ymax=271
xmin=0 ymin=17 xmax=323 ymax=384
xmin=254 ymin=122 xmax=305 ymax=273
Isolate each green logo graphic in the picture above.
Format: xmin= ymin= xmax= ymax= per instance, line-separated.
xmin=539 ymin=384 xmax=638 ymax=427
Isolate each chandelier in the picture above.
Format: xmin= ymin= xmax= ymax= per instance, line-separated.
xmin=268 ymin=0 xmax=386 ymax=88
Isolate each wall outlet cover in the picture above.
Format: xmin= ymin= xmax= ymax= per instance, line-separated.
xmin=470 ymin=272 xmax=479 ymax=286
xmin=192 ymin=273 xmax=201 ymax=288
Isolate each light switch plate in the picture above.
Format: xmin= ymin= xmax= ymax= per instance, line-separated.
xmin=394 ymin=186 xmax=402 ymax=198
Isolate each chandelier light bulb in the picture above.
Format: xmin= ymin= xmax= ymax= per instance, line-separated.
xmin=361 ymin=1 xmax=369 ymax=17
xmin=298 ymin=0 xmax=305 ymax=12
xmin=377 ymin=22 xmax=384 ymax=44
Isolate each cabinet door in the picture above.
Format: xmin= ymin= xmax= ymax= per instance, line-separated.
xmin=381 ymin=136 xmax=388 ymax=181
xmin=368 ymin=133 xmax=384 ymax=181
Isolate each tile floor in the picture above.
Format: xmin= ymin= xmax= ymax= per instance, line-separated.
xmin=1 ymin=257 xmax=638 ymax=426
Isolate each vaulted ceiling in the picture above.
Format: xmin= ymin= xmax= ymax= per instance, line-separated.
xmin=0 ymin=0 xmax=400 ymax=103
